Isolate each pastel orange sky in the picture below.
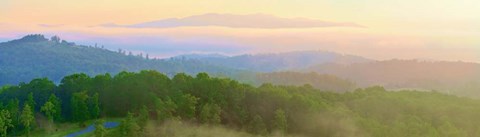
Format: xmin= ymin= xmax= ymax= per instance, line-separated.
xmin=1 ymin=0 xmax=480 ymax=61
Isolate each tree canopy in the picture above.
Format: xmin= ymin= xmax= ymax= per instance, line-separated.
xmin=1 ymin=71 xmax=480 ymax=137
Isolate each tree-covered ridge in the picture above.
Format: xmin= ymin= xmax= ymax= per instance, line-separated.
xmin=0 ymin=34 xmax=245 ymax=86
xmin=175 ymin=50 xmax=372 ymax=72
xmin=306 ymin=59 xmax=480 ymax=97
xmin=1 ymin=70 xmax=480 ymax=137
xmin=255 ymin=71 xmax=356 ymax=92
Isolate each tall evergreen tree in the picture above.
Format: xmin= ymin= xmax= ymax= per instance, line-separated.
xmin=6 ymin=99 xmax=19 ymax=136
xmin=0 ymin=110 xmax=13 ymax=137
xmin=90 ymin=93 xmax=100 ymax=119
xmin=26 ymin=92 xmax=36 ymax=112
xmin=71 ymin=91 xmax=90 ymax=126
xmin=20 ymin=104 xmax=35 ymax=136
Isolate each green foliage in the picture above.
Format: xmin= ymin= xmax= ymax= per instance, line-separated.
xmin=47 ymin=94 xmax=62 ymax=121
xmin=91 ymin=93 xmax=100 ymax=119
xmin=71 ymin=91 xmax=90 ymax=126
xmin=0 ymin=86 xmax=10 ymax=94
xmin=199 ymin=103 xmax=221 ymax=124
xmin=4 ymin=70 xmax=480 ymax=137
xmin=0 ymin=110 xmax=13 ymax=137
xmin=438 ymin=121 xmax=467 ymax=137
xmin=94 ymin=119 xmax=107 ymax=137
xmin=5 ymin=99 xmax=19 ymax=135
xmin=176 ymin=94 xmax=198 ymax=119
xmin=138 ymin=106 xmax=149 ymax=131
xmin=274 ymin=109 xmax=287 ymax=134
xmin=40 ymin=101 xmax=55 ymax=122
xmin=20 ymin=104 xmax=35 ymax=136
xmin=154 ymin=97 xmax=177 ymax=122
xmin=26 ymin=92 xmax=36 ymax=112
xmin=119 ymin=112 xmax=141 ymax=137
xmin=249 ymin=114 xmax=268 ymax=135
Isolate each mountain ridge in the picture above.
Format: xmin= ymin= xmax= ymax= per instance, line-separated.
xmin=4 ymin=34 xmax=480 ymax=97
xmin=0 ymin=34 xmax=243 ymax=85
xmin=175 ymin=50 xmax=373 ymax=72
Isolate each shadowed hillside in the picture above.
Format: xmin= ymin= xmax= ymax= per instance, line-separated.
xmin=0 ymin=34 xmax=244 ymax=85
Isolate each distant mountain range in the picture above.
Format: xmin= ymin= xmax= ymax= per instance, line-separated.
xmin=3 ymin=34 xmax=480 ymax=96
xmin=175 ymin=51 xmax=372 ymax=72
xmin=175 ymin=53 xmax=229 ymax=59
xmin=0 ymin=35 xmax=363 ymax=89
xmin=255 ymin=71 xmax=356 ymax=92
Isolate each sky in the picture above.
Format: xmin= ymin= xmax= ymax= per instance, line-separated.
xmin=1 ymin=0 xmax=480 ymax=61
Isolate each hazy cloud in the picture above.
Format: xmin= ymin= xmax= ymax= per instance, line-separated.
xmin=101 ymin=13 xmax=365 ymax=29
xmin=38 ymin=24 xmax=65 ymax=28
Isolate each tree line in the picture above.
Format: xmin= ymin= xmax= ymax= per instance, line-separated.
xmin=1 ymin=70 xmax=480 ymax=137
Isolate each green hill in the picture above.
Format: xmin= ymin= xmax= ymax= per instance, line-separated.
xmin=0 ymin=34 xmax=243 ymax=86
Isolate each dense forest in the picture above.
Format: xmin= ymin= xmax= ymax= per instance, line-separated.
xmin=1 ymin=70 xmax=480 ymax=137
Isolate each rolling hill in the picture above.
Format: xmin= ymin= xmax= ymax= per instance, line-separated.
xmin=0 ymin=34 xmax=243 ymax=85
xmin=4 ymin=34 xmax=480 ymax=97
xmin=305 ymin=59 xmax=480 ymax=97
xmin=0 ymin=35 xmax=373 ymax=89
xmin=175 ymin=51 xmax=372 ymax=72
xmin=255 ymin=71 xmax=356 ymax=92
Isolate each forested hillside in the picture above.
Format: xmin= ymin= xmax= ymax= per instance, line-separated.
xmin=175 ymin=51 xmax=372 ymax=72
xmin=306 ymin=60 xmax=480 ymax=97
xmin=1 ymin=70 xmax=479 ymax=137
xmin=0 ymin=34 xmax=244 ymax=86
xmin=255 ymin=71 xmax=356 ymax=92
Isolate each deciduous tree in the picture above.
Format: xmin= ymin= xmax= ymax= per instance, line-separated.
xmin=40 ymin=101 xmax=55 ymax=122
